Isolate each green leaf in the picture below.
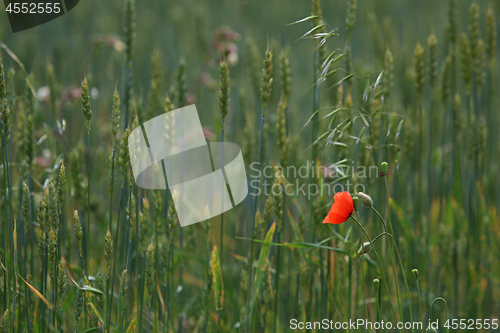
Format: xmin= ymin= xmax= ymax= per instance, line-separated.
xmin=235 ymin=236 xmax=348 ymax=254
xmin=79 ymin=285 xmax=104 ymax=295
xmin=249 ymin=222 xmax=276 ymax=318
xmin=82 ymin=328 xmax=100 ymax=333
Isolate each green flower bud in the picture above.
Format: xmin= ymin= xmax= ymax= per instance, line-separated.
xmin=352 ymin=196 xmax=359 ymax=210
xmin=412 ymin=268 xmax=419 ymax=279
xmin=373 ymin=278 xmax=380 ymax=291
xmin=357 ymin=192 xmax=373 ymax=207
xmin=381 ymin=162 xmax=388 ymax=174
xmin=358 ymin=242 xmax=372 ymax=255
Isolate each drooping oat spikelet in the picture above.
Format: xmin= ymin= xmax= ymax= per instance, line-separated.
xmin=140 ymin=198 xmax=150 ymax=253
xmin=73 ymin=210 xmax=83 ymax=258
xmin=486 ymin=7 xmax=496 ymax=70
xmin=261 ymin=49 xmax=273 ymax=110
xmin=104 ymin=229 xmax=113 ymax=278
xmin=441 ymin=55 xmax=452 ymax=104
xmin=428 ymin=34 xmax=438 ymax=89
xmin=460 ymin=33 xmax=472 ymax=94
xmin=58 ymin=163 xmax=66 ymax=216
xmin=81 ymin=77 xmax=92 ymax=134
xmin=146 ymin=243 xmax=155 ymax=299
xmin=176 ymin=58 xmax=186 ymax=108
xmin=414 ymin=43 xmax=425 ymax=101
xmin=384 ymin=48 xmax=394 ymax=100
xmin=219 ymin=61 xmax=230 ymax=129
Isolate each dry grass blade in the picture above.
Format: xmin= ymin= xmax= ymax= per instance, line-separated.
xmin=18 ymin=272 xmax=53 ymax=310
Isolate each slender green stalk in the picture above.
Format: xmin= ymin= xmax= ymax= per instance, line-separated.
xmin=374 ymin=168 xmax=415 ymax=332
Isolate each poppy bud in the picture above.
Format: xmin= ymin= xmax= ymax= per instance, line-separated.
xmin=358 ymin=192 xmax=373 ymax=207
xmin=358 ymin=242 xmax=372 ymax=255
xmin=373 ymin=278 xmax=380 ymax=291
xmin=412 ymin=268 xmax=419 ymax=279
xmin=352 ymin=196 xmax=359 ymax=210
xmin=381 ymin=162 xmax=388 ymax=174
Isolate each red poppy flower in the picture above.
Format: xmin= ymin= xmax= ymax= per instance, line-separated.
xmin=323 ymin=191 xmax=353 ymax=224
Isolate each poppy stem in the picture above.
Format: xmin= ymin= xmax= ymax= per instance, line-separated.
xmin=354 ymin=211 xmax=370 ymax=323
xmin=371 ymin=204 xmax=414 ymax=333
xmin=349 ymin=215 xmax=401 ymax=331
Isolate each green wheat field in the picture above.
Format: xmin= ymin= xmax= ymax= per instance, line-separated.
xmin=0 ymin=0 xmax=499 ymax=331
